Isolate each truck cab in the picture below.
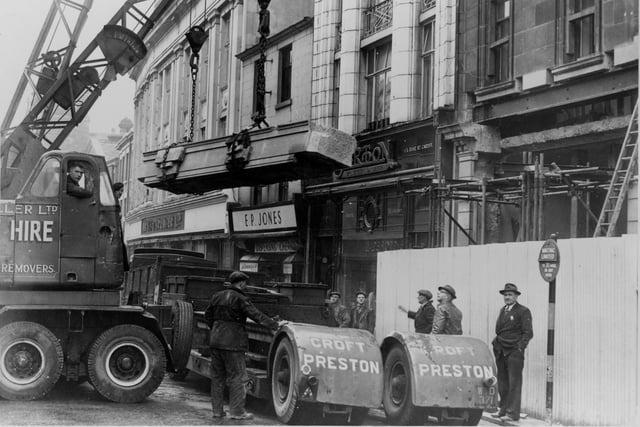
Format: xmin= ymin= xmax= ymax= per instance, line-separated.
xmin=0 ymin=151 xmax=124 ymax=290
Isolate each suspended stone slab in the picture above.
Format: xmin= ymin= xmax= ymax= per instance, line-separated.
xmin=138 ymin=121 xmax=356 ymax=194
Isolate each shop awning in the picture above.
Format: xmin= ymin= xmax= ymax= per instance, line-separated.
xmin=231 ymin=230 xmax=298 ymax=240
xmin=127 ymin=229 xmax=227 ymax=245
xmin=240 ymin=254 xmax=265 ymax=263
xmin=304 ymin=166 xmax=435 ymax=197
xmin=283 ymin=253 xmax=304 ymax=264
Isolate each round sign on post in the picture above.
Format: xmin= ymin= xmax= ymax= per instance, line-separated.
xmin=538 ymin=238 xmax=560 ymax=282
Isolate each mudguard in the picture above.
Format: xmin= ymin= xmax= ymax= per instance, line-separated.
xmin=273 ymin=323 xmax=383 ymax=408
xmin=383 ymin=332 xmax=498 ymax=410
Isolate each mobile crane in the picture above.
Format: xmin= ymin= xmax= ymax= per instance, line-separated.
xmin=0 ymin=0 xmax=177 ymax=402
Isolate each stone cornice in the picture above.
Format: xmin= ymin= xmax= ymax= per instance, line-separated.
xmin=237 ymin=17 xmax=314 ymax=61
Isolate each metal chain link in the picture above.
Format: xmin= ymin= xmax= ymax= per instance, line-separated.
xmin=188 ymin=53 xmax=200 ymax=143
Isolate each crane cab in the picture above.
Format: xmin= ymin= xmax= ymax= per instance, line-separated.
xmin=0 ymin=151 xmax=124 ymax=290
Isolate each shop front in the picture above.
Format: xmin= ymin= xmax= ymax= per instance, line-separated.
xmin=124 ymin=193 xmax=230 ymax=267
xmin=304 ymin=121 xmax=440 ymax=300
xmin=229 ymin=201 xmax=305 ymax=283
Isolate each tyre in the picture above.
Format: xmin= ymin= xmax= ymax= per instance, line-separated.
xmin=271 ymin=338 xmax=307 ymax=424
xmin=87 ymin=324 xmax=166 ymax=403
xmin=170 ymin=300 xmax=193 ymax=371
xmin=462 ymin=409 xmax=483 ymax=426
xmin=346 ymin=407 xmax=369 ymax=425
xmin=0 ymin=321 xmax=63 ymax=400
xmin=382 ymin=346 xmax=425 ymax=425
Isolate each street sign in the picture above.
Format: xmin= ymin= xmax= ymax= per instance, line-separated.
xmin=538 ymin=239 xmax=560 ymax=282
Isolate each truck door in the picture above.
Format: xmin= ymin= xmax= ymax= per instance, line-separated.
xmin=59 ymin=157 xmax=99 ymax=286
xmin=11 ymin=156 xmax=62 ymax=287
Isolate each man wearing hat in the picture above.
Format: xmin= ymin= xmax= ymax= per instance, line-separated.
xmin=350 ymin=290 xmax=374 ymax=333
xmin=204 ymin=271 xmax=285 ymax=420
xmin=398 ymin=289 xmax=435 ymax=334
xmin=491 ymin=283 xmax=533 ymax=423
xmin=328 ymin=290 xmax=351 ymax=328
xmin=432 ymin=285 xmax=463 ymax=335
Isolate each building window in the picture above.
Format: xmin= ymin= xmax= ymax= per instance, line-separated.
xmin=365 ymin=41 xmax=391 ymax=130
xmin=488 ymin=0 xmax=512 ymax=84
xmin=566 ymin=0 xmax=598 ymax=61
xmin=278 ymin=182 xmax=289 ymax=201
xmin=332 ymin=60 xmax=340 ymax=128
xmin=421 ymin=20 xmax=435 ymax=117
xmin=252 ymin=186 xmax=263 ymax=205
xmin=278 ymin=44 xmax=292 ymax=104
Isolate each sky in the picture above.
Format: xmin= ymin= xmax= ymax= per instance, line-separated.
xmin=0 ymin=0 xmax=144 ymax=134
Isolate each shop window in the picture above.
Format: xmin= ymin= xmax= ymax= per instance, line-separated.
xmin=566 ymin=0 xmax=598 ymax=61
xmin=278 ymin=182 xmax=289 ymax=202
xmin=278 ymin=44 xmax=292 ymax=105
xmin=488 ymin=0 xmax=512 ymax=84
xmin=421 ymin=20 xmax=435 ymax=118
xmin=365 ymin=41 xmax=391 ymax=130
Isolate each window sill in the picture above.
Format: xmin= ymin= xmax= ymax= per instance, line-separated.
xmin=551 ymin=53 xmax=611 ymax=83
xmin=275 ymin=99 xmax=292 ymax=110
xmin=474 ymin=80 xmax=520 ymax=103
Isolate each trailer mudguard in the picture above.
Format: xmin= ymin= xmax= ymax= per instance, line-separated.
xmin=272 ymin=323 xmax=383 ymax=408
xmin=383 ymin=332 xmax=498 ymax=410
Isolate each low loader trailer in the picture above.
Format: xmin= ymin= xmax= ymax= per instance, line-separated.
xmin=128 ymin=263 xmax=498 ymax=425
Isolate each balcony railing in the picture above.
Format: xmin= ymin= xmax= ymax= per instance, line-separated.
xmin=362 ymin=0 xmax=393 ymax=39
xmin=423 ymin=0 xmax=436 ymax=11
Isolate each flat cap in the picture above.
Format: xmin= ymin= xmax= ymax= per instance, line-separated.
xmin=418 ymin=289 xmax=432 ymax=300
xmin=438 ymin=285 xmax=457 ymax=299
xmin=328 ymin=290 xmax=341 ymax=298
xmin=228 ymin=271 xmax=250 ymax=284
xmin=355 ymin=290 xmax=367 ymax=297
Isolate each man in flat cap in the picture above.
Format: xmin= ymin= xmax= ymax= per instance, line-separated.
xmin=350 ymin=290 xmax=375 ymax=333
xmin=204 ymin=271 xmax=285 ymax=420
xmin=491 ymin=283 xmax=533 ymax=423
xmin=328 ymin=290 xmax=351 ymax=328
xmin=432 ymin=285 xmax=463 ymax=335
xmin=398 ymin=289 xmax=435 ymax=333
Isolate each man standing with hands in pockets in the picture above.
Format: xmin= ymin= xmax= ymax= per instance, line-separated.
xmin=492 ymin=283 xmax=533 ymax=423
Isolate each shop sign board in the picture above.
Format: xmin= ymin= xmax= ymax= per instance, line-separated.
xmin=141 ymin=211 xmax=185 ymax=234
xmin=239 ymin=261 xmax=259 ymax=273
xmin=255 ymin=239 xmax=299 ymax=253
xmin=231 ymin=203 xmax=297 ymax=233
xmin=538 ymin=239 xmax=560 ymax=282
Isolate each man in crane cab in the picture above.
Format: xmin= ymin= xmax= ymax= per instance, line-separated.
xmin=66 ymin=162 xmax=93 ymax=198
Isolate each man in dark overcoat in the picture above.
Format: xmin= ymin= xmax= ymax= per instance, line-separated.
xmin=328 ymin=290 xmax=351 ymax=327
xmin=204 ymin=271 xmax=282 ymax=420
xmin=398 ymin=289 xmax=435 ymax=333
xmin=491 ymin=283 xmax=533 ymax=423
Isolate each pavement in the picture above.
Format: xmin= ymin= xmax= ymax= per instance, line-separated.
xmin=367 ymin=408 xmax=552 ymax=426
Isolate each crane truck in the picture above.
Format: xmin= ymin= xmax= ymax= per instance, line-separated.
xmin=0 ymin=0 xmax=178 ymax=402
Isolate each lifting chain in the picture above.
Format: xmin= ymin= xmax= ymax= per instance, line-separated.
xmin=187 ymin=52 xmax=199 ymax=142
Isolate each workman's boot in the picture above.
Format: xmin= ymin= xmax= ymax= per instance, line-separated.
xmin=229 ymin=412 xmax=253 ymax=420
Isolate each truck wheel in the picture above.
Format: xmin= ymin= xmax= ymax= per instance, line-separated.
xmin=272 ymin=338 xmax=306 ymax=424
xmin=347 ymin=407 xmax=369 ymax=425
xmin=462 ymin=409 xmax=483 ymax=426
xmin=170 ymin=301 xmax=193 ymax=371
xmin=383 ymin=346 xmax=425 ymax=425
xmin=0 ymin=322 xmax=63 ymax=401
xmin=87 ymin=325 xmax=166 ymax=403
